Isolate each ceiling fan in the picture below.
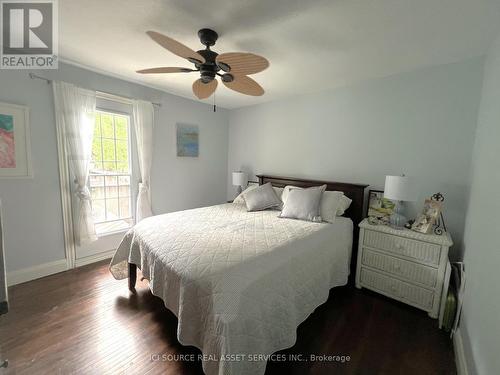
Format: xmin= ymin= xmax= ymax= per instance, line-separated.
xmin=137 ymin=28 xmax=269 ymax=100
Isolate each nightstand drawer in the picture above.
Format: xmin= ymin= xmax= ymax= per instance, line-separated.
xmin=360 ymin=268 xmax=434 ymax=310
xmin=363 ymin=230 xmax=441 ymax=266
xmin=362 ymin=249 xmax=438 ymax=288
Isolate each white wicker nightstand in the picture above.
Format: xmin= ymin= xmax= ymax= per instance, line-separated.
xmin=355 ymin=219 xmax=453 ymax=318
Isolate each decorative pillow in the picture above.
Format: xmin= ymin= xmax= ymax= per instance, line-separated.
xmin=319 ymin=190 xmax=345 ymax=223
xmin=242 ymin=182 xmax=282 ymax=211
xmin=234 ymin=185 xmax=284 ymax=205
xmin=273 ymin=187 xmax=284 ymax=200
xmin=282 ymin=185 xmax=351 ymax=220
xmin=337 ymin=195 xmax=352 ymax=216
xmin=270 ymin=187 xmax=284 ymax=210
xmin=280 ymin=185 xmax=298 ymax=204
xmin=279 ymin=185 xmax=326 ymax=222
xmin=233 ymin=184 xmax=258 ymax=204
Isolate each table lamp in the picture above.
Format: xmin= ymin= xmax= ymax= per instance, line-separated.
xmin=384 ymin=175 xmax=416 ymax=229
xmin=232 ymin=171 xmax=248 ymax=197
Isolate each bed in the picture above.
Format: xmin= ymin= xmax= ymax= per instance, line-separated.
xmin=109 ymin=175 xmax=367 ymax=375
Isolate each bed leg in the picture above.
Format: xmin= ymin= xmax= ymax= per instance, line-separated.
xmin=128 ymin=263 xmax=137 ymax=291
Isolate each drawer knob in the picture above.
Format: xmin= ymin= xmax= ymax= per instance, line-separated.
xmin=396 ymin=243 xmax=405 ymax=250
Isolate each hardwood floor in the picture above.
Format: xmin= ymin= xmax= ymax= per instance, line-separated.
xmin=0 ymin=260 xmax=456 ymax=375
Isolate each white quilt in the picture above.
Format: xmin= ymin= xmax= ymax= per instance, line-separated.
xmin=109 ymin=203 xmax=352 ymax=375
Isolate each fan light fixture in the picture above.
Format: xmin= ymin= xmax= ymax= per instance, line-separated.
xmin=136 ymin=28 xmax=269 ymax=101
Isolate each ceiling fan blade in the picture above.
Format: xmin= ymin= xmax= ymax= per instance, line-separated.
xmin=146 ymin=31 xmax=206 ymax=64
xmin=192 ymin=79 xmax=218 ymax=99
xmin=223 ymin=75 xmax=264 ymax=96
xmin=136 ymin=67 xmax=196 ymax=74
xmin=216 ymin=53 xmax=269 ymax=75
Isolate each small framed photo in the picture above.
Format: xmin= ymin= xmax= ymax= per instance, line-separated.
xmin=411 ymin=199 xmax=443 ymax=234
xmin=366 ymin=189 xmax=395 ymax=224
xmin=0 ymin=102 xmax=32 ymax=178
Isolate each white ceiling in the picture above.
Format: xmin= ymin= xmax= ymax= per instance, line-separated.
xmin=59 ymin=0 xmax=500 ymax=109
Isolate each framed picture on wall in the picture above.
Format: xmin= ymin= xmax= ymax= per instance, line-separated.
xmin=366 ymin=189 xmax=395 ymax=224
xmin=176 ymin=123 xmax=199 ymax=157
xmin=0 ymin=102 xmax=32 ymax=178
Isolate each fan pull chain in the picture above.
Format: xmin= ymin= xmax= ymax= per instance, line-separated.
xmin=213 ymin=91 xmax=216 ymax=112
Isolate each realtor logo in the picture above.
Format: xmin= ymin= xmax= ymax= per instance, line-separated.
xmin=1 ymin=0 xmax=58 ymax=69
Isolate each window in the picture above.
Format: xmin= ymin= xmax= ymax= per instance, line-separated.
xmin=89 ymin=111 xmax=133 ymax=235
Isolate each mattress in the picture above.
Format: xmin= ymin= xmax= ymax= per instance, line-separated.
xmin=109 ymin=203 xmax=353 ymax=375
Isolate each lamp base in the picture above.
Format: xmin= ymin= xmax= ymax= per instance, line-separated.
xmin=389 ymin=213 xmax=408 ymax=229
xmin=389 ymin=200 xmax=407 ymax=229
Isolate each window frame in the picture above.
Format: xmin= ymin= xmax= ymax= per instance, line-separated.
xmin=89 ymin=109 xmax=134 ymax=237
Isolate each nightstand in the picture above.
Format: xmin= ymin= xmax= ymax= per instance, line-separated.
xmin=355 ymin=219 xmax=452 ymax=319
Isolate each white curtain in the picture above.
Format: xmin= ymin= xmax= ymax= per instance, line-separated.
xmin=132 ymin=100 xmax=154 ymax=222
xmin=53 ymin=81 xmax=97 ymax=245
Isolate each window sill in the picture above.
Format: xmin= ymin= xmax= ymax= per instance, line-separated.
xmin=96 ymin=228 xmax=131 ymax=238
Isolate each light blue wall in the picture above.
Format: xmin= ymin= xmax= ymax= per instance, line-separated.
xmin=0 ymin=63 xmax=229 ymax=272
xmin=227 ymin=58 xmax=484 ymax=259
xmin=461 ymin=34 xmax=500 ymax=375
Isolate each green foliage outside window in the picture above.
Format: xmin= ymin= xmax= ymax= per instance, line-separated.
xmin=91 ymin=112 xmax=130 ymax=174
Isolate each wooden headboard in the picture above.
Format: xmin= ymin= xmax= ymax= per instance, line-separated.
xmin=257 ymin=174 xmax=368 ymax=284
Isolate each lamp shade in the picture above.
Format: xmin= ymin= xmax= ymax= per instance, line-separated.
xmin=232 ymin=171 xmax=248 ymax=187
xmin=384 ymin=175 xmax=416 ymax=202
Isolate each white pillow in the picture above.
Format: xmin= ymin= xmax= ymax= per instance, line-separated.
xmin=233 ymin=184 xmax=258 ymax=203
xmin=280 ymin=185 xmax=297 ymax=204
xmin=279 ymin=185 xmax=326 ymax=222
xmin=337 ymin=195 xmax=352 ymax=216
xmin=270 ymin=187 xmax=284 ymax=210
xmin=234 ymin=185 xmax=283 ymax=205
xmin=281 ymin=185 xmax=350 ymax=222
xmin=243 ymin=182 xmax=282 ymax=211
xmin=273 ymin=187 xmax=284 ymax=199
xmin=320 ymin=191 xmax=345 ymax=223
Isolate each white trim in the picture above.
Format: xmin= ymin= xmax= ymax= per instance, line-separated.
xmin=6 ymin=250 xmax=115 ymax=286
xmin=97 ymin=91 xmax=133 ymax=106
xmin=74 ymin=249 xmax=115 ymax=268
xmin=59 ymin=58 xmax=227 ymax=109
xmin=453 ymin=328 xmax=469 ymax=375
xmin=60 ymin=58 xmax=178 ymax=100
xmin=96 ymin=229 xmax=128 ymax=239
xmin=7 ymin=259 xmax=67 ymax=286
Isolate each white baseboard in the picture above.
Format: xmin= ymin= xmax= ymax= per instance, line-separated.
xmin=453 ymin=328 xmax=469 ymax=375
xmin=6 ymin=250 xmax=115 ymax=286
xmin=7 ymin=259 xmax=68 ymax=286
xmin=74 ymin=249 xmax=115 ymax=268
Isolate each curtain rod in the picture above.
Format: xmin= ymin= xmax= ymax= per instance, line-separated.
xmin=28 ymin=73 xmax=162 ymax=107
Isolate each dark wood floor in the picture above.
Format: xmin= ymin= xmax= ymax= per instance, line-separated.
xmin=0 ymin=260 xmax=456 ymax=375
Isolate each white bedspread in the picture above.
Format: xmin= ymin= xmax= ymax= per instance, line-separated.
xmin=109 ymin=203 xmax=352 ymax=375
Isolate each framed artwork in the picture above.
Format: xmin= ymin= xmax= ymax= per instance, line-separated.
xmin=412 ymin=199 xmax=443 ymax=234
xmin=0 ymin=102 xmax=32 ymax=178
xmin=176 ymin=123 xmax=199 ymax=157
xmin=366 ymin=189 xmax=395 ymax=224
